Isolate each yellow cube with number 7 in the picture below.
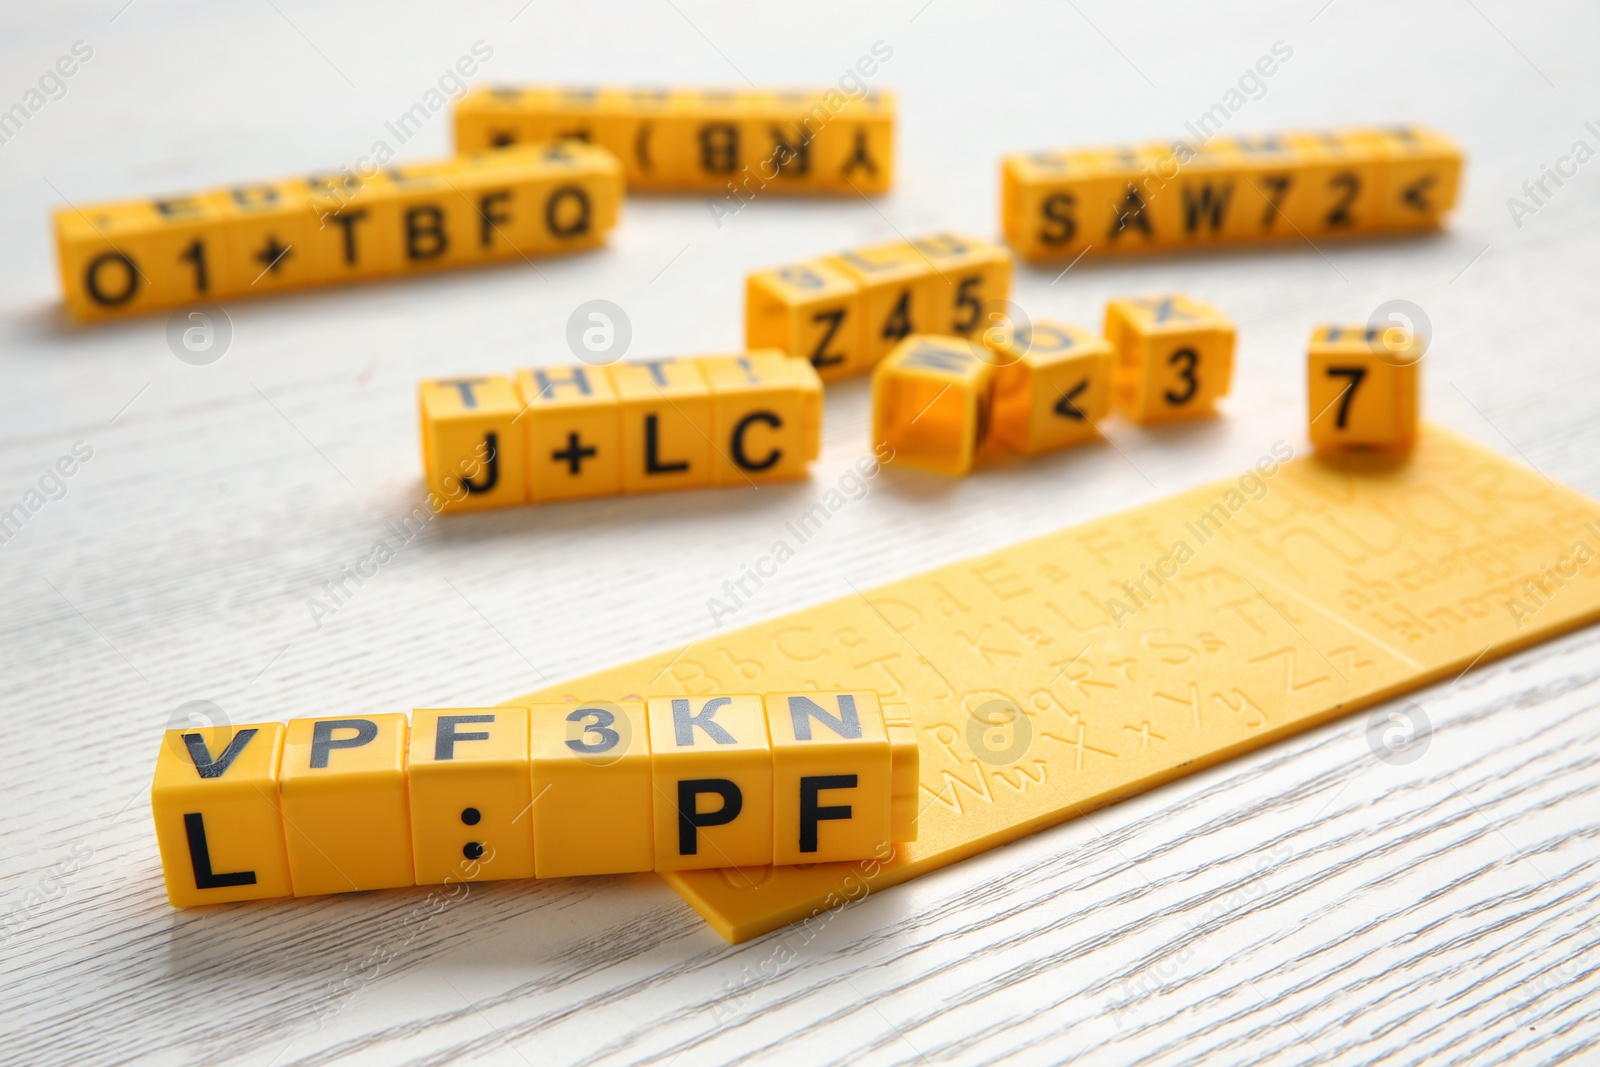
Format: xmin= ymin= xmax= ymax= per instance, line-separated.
xmin=1104 ymin=294 xmax=1234 ymax=425
xmin=1307 ymin=324 xmax=1420 ymax=452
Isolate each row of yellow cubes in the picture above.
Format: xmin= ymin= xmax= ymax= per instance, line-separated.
xmin=875 ymin=295 xmax=1238 ymax=476
xmin=1002 ymin=126 xmax=1463 ymax=261
xmin=54 ymin=142 xmax=623 ymax=321
xmin=152 ymin=692 xmax=918 ymax=907
xmin=419 ymin=351 xmax=822 ymax=511
xmin=745 ymin=232 xmax=1014 ymax=381
xmin=455 ymin=85 xmax=895 ymax=193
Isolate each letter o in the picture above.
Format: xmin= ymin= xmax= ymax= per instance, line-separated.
xmin=85 ymin=250 xmax=139 ymax=307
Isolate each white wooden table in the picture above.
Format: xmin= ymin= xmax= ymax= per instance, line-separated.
xmin=3 ymin=2 xmax=1598 ymax=1063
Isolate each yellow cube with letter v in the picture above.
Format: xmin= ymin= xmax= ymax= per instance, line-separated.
xmin=151 ymin=722 xmax=293 ymax=907
xmin=765 ymin=691 xmax=893 ymax=866
xmin=648 ymin=695 xmax=772 ymax=871
xmin=279 ymin=714 xmax=413 ymax=897
xmin=408 ymin=708 xmax=534 ymax=884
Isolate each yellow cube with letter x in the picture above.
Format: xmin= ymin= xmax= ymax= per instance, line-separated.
xmin=408 ymin=708 xmax=534 ymax=885
xmin=647 ymin=694 xmax=773 ymax=871
xmin=151 ymin=722 xmax=293 ymax=907
xmin=280 ymin=714 xmax=414 ymax=896
xmin=1104 ymin=294 xmax=1235 ymax=425
xmin=765 ymin=691 xmax=893 ymax=866
xmin=1306 ymin=324 xmax=1420 ymax=452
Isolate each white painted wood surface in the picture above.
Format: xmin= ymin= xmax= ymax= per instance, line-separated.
xmin=3 ymin=1 xmax=1599 ymax=1063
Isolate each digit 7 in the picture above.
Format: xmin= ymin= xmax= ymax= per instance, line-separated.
xmin=1326 ymin=365 xmax=1367 ymax=429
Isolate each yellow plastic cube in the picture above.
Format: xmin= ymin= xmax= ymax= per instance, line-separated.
xmin=825 ymin=241 xmax=940 ymax=370
xmin=1204 ymin=135 xmax=1307 ymax=242
xmin=647 ymin=695 xmax=773 ymax=871
xmin=609 ymin=358 xmax=713 ymax=494
xmin=1368 ymin=126 xmax=1464 ymax=231
xmin=527 ymin=700 xmax=655 ymax=877
xmin=1104 ymin=294 xmax=1235 ymax=424
xmin=295 ymin=173 xmax=399 ymax=282
xmin=873 ymin=335 xmax=997 ymax=476
xmin=744 ymin=259 xmax=863 ymax=380
xmin=280 ymin=714 xmax=413 ymax=896
xmin=907 ymin=233 xmax=1013 ymax=338
xmin=810 ymin=90 xmax=896 ymax=195
xmin=418 ymin=375 xmax=529 ymax=513
xmin=700 ymin=352 xmax=823 ymax=486
xmin=515 ymin=365 xmax=622 ymax=503
xmin=517 ymin=142 xmax=625 ymax=255
xmin=54 ymin=195 xmax=228 ymax=320
xmin=454 ymin=86 xmax=538 ymax=152
xmin=408 ymin=708 xmax=533 ymax=884
xmin=1283 ymin=131 xmax=1386 ymax=237
xmin=150 ymin=723 xmax=293 ymax=907
xmin=206 ymin=184 xmax=325 ymax=295
xmin=596 ymin=87 xmax=679 ymax=186
xmin=986 ymin=320 xmax=1113 ymax=455
xmin=1306 ymin=324 xmax=1420 ymax=452
xmin=765 ymin=691 xmax=893 ymax=866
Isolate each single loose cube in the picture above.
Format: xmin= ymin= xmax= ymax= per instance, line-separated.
xmin=408 ymin=708 xmax=533 ymax=884
xmin=54 ymin=194 xmax=229 ymax=320
xmin=647 ymin=695 xmax=773 ymax=871
xmin=151 ymin=723 xmax=293 ymax=907
xmin=744 ymin=259 xmax=863 ymax=380
xmin=764 ymin=691 xmax=893 ymax=866
xmin=1104 ymin=294 xmax=1235 ymax=424
xmin=280 ymin=714 xmax=414 ymax=896
xmin=1306 ymin=324 xmax=1420 ymax=452
xmin=515 ymin=364 xmax=622 ymax=503
xmin=872 ymin=335 xmax=996 ymax=476
xmin=700 ymin=352 xmax=823 ymax=486
xmin=824 ymin=241 xmax=941 ymax=371
xmin=986 ymin=320 xmax=1113 ymax=455
xmin=609 ymin=358 xmax=713 ymax=493
xmin=418 ymin=375 xmax=529 ymax=513
xmin=527 ymin=700 xmax=655 ymax=877
xmin=907 ymin=233 xmax=1013 ymax=338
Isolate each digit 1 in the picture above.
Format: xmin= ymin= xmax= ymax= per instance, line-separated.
xmin=179 ymin=238 xmax=209 ymax=294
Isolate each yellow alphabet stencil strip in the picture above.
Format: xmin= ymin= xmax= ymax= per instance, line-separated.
xmin=507 ymin=425 xmax=1600 ymax=942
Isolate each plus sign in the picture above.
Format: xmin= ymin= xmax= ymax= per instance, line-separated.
xmin=551 ymin=432 xmax=596 ymax=474
xmin=1122 ymin=721 xmax=1166 ymax=747
xmin=255 ymin=235 xmax=292 ymax=273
